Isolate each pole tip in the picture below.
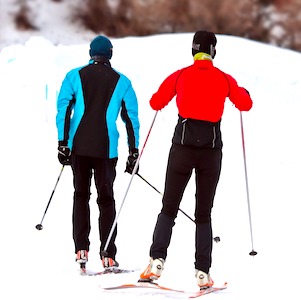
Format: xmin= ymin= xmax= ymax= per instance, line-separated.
xmin=36 ymin=224 xmax=43 ymax=230
xmin=213 ymin=236 xmax=221 ymax=243
xmin=249 ymin=250 xmax=257 ymax=256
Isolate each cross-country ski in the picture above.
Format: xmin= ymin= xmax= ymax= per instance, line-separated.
xmin=102 ymin=280 xmax=185 ymax=293
xmin=189 ymin=282 xmax=228 ymax=298
xmin=101 ymin=280 xmax=228 ymax=298
xmin=81 ymin=267 xmax=137 ymax=276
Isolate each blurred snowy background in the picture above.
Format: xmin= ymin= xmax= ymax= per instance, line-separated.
xmin=1 ymin=1 xmax=301 ymax=300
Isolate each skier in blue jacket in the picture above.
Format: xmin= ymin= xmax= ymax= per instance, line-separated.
xmin=56 ymin=35 xmax=140 ymax=271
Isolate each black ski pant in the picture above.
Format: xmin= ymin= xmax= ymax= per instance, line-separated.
xmin=71 ymin=154 xmax=118 ymax=260
xmin=150 ymin=144 xmax=222 ymax=274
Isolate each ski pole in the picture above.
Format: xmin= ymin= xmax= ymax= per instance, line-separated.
xmin=136 ymin=173 xmax=195 ymax=223
xmin=35 ymin=165 xmax=65 ymax=230
xmin=240 ymin=112 xmax=257 ymax=256
xmin=136 ymin=173 xmax=221 ymax=243
xmin=101 ymin=111 xmax=158 ymax=256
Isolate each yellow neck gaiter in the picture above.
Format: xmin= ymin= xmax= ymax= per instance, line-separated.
xmin=193 ymin=52 xmax=212 ymax=61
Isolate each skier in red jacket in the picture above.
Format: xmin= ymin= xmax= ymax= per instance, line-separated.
xmin=140 ymin=31 xmax=253 ymax=289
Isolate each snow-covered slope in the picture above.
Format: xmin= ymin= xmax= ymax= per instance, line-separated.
xmin=1 ymin=30 xmax=301 ymax=300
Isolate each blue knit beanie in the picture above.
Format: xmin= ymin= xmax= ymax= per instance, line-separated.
xmin=89 ymin=35 xmax=113 ymax=59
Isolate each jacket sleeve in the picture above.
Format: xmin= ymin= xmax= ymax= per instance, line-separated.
xmin=56 ymin=74 xmax=75 ymax=143
xmin=120 ymin=81 xmax=140 ymax=150
xmin=226 ymin=74 xmax=253 ymax=111
xmin=149 ymin=70 xmax=182 ymax=110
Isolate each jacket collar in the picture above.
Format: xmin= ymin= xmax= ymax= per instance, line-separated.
xmin=193 ymin=52 xmax=213 ymax=61
xmin=193 ymin=59 xmax=214 ymax=68
xmin=89 ymin=56 xmax=111 ymax=67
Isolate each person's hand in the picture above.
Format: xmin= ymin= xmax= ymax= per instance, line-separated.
xmin=58 ymin=141 xmax=71 ymax=165
xmin=125 ymin=148 xmax=139 ymax=174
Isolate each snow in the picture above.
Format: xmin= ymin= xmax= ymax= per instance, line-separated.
xmin=0 ymin=0 xmax=94 ymax=48
xmin=1 ymin=30 xmax=301 ymax=300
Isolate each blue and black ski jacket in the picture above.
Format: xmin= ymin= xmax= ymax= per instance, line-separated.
xmin=56 ymin=58 xmax=140 ymax=159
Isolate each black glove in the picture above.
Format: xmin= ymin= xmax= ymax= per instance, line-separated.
xmin=58 ymin=141 xmax=71 ymax=165
xmin=125 ymin=148 xmax=139 ymax=174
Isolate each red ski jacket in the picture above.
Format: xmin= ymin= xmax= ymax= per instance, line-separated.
xmin=150 ymin=60 xmax=252 ymax=122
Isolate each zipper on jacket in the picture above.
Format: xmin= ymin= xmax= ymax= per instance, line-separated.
xmin=181 ymin=118 xmax=187 ymax=145
xmin=212 ymin=126 xmax=216 ymax=148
